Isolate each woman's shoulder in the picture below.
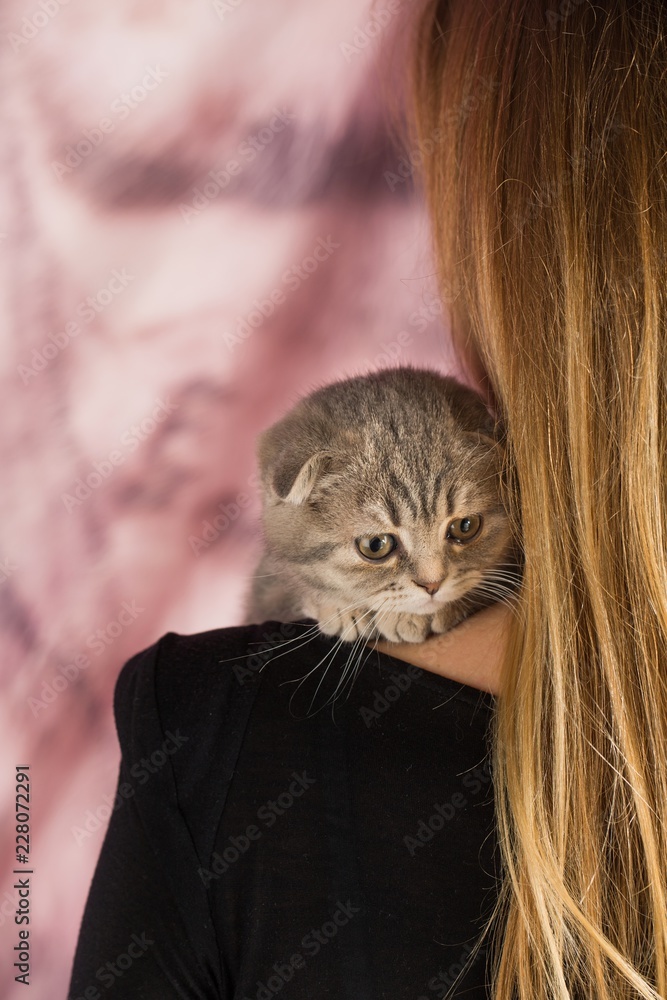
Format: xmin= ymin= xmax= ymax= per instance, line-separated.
xmin=112 ymin=621 xmax=282 ymax=752
xmin=110 ymin=622 xmax=290 ymax=866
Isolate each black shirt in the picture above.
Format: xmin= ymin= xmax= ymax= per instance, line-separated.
xmin=67 ymin=620 xmax=501 ymax=1000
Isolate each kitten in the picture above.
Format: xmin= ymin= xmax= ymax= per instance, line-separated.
xmin=245 ymin=366 xmax=520 ymax=644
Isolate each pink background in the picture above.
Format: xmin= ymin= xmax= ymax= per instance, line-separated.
xmin=1 ymin=1 xmax=462 ymax=996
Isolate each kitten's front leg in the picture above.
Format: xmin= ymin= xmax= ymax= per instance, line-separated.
xmin=371 ymin=611 xmax=433 ymax=644
xmin=304 ymin=599 xmax=377 ymax=642
xmin=362 ymin=605 xmax=471 ymax=644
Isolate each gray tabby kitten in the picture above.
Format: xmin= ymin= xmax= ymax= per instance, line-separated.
xmin=245 ymin=366 xmax=519 ymax=644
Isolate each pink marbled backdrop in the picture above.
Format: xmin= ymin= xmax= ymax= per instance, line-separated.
xmin=0 ymin=1 xmax=462 ymax=996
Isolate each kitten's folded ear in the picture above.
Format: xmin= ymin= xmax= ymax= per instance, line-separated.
xmin=267 ymin=449 xmax=334 ymax=505
xmin=256 ymin=416 xmax=336 ymax=505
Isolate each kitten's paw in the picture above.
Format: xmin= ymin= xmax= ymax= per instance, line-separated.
xmin=314 ymin=604 xmax=374 ymax=642
xmin=375 ymin=612 xmax=432 ymax=644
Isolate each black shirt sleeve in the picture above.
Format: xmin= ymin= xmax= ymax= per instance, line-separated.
xmin=67 ymin=633 xmax=250 ymax=1000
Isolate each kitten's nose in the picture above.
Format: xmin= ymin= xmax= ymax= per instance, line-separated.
xmin=413 ymin=579 xmax=443 ymax=596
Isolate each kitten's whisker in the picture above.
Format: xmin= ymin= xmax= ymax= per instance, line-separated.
xmin=253 ymin=622 xmax=325 ymax=665
xmin=464 ymin=584 xmax=522 ymax=615
xmin=471 ymin=586 xmax=511 ymax=603
xmin=468 ymin=576 xmax=518 ymax=593
xmin=478 ymin=586 xmax=521 ymax=601
xmin=328 ymin=639 xmax=369 ymax=715
xmin=299 ymin=639 xmax=354 ymax=716
xmin=480 ymin=576 xmax=521 ymax=587
xmin=277 ymin=602 xmax=379 ymax=715
xmin=282 ymin=632 xmax=349 ymax=709
xmin=331 ymin=605 xmax=393 ymax=714
xmin=331 ymin=626 xmax=368 ymax=703
xmin=249 ymin=571 xmax=293 ymax=579
xmin=213 ymin=619 xmax=322 ymax=667
xmin=342 ymin=628 xmax=382 ymax=708
xmin=330 ymin=606 xmax=384 ymax=708
xmin=257 ymin=636 xmax=322 ymax=673
xmin=486 ymin=580 xmax=522 ymax=590
xmin=476 ymin=581 xmax=517 ymax=594
xmin=250 ymin=599 xmax=375 ymax=671
xmin=481 ymin=567 xmax=523 ymax=580
xmin=305 ymin=608 xmax=376 ymax=715
xmin=461 ymin=568 xmax=522 ymax=593
xmin=238 ymin=623 xmax=324 ymax=671
xmin=320 ymin=598 xmax=390 ymax=713
xmin=355 ymin=604 xmax=399 ymax=682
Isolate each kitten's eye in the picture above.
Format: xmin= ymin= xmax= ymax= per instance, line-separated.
xmin=447 ymin=515 xmax=483 ymax=543
xmin=356 ymin=534 xmax=397 ymax=560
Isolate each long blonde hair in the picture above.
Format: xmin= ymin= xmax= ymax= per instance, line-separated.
xmin=404 ymin=1 xmax=667 ymax=997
